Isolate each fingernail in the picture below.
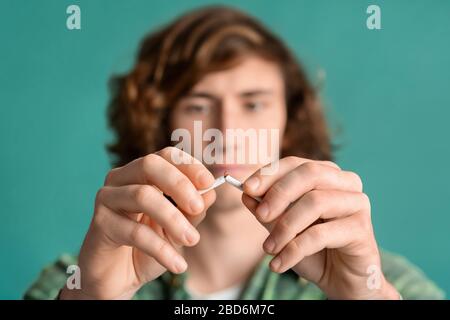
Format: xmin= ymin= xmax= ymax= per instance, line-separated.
xmin=197 ymin=170 xmax=213 ymax=187
xmin=173 ymin=255 xmax=187 ymax=273
xmin=270 ymin=256 xmax=281 ymax=271
xmin=189 ymin=197 xmax=204 ymax=213
xmin=245 ymin=177 xmax=260 ymax=191
xmin=184 ymin=227 xmax=199 ymax=245
xmin=256 ymin=201 xmax=269 ymax=219
xmin=264 ymin=238 xmax=276 ymax=253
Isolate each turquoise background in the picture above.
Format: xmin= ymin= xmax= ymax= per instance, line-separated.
xmin=1 ymin=0 xmax=449 ymax=299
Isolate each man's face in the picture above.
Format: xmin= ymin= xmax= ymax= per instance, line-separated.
xmin=171 ymin=55 xmax=287 ymax=210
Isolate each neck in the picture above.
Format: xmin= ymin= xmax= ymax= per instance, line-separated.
xmin=183 ymin=204 xmax=268 ymax=294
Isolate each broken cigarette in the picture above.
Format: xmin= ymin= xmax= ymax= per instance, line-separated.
xmin=198 ymin=175 xmax=226 ymax=195
xmin=199 ymin=174 xmax=262 ymax=202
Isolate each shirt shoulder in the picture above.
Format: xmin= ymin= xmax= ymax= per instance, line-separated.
xmin=380 ymin=249 xmax=445 ymax=299
xmin=265 ymin=250 xmax=446 ymax=300
xmin=23 ymin=254 xmax=77 ymax=300
xmin=23 ymin=250 xmax=446 ymax=300
xmin=23 ymin=253 xmax=169 ymax=300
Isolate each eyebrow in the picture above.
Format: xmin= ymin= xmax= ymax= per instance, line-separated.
xmin=184 ymin=89 xmax=274 ymax=101
xmin=239 ymin=89 xmax=274 ymax=98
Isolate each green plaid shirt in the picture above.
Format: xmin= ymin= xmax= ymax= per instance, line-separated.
xmin=23 ymin=250 xmax=445 ymax=300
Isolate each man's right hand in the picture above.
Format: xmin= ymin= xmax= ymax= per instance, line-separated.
xmin=60 ymin=147 xmax=216 ymax=299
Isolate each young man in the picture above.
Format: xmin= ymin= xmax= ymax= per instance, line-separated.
xmin=25 ymin=6 xmax=444 ymax=300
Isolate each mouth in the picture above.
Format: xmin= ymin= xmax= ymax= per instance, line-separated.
xmin=208 ymin=164 xmax=256 ymax=177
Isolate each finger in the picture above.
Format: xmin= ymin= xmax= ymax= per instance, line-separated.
xmin=242 ymin=193 xmax=259 ymax=214
xmin=263 ymin=190 xmax=371 ymax=255
xmin=104 ymin=149 xmax=213 ymax=215
xmin=157 ymin=147 xmax=215 ymax=189
xmin=243 ymin=156 xmax=340 ymax=197
xmin=242 ymin=193 xmax=278 ymax=232
xmin=93 ymin=205 xmax=188 ymax=274
xmin=269 ymin=213 xmax=372 ymax=273
xmin=97 ymin=185 xmax=201 ymax=246
xmin=105 ymin=147 xmax=215 ymax=189
xmin=254 ymin=162 xmax=363 ymax=222
xmin=186 ymin=188 xmax=217 ymax=228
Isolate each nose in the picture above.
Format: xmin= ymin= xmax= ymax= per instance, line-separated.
xmin=215 ymin=96 xmax=242 ymax=159
xmin=216 ymin=96 xmax=241 ymax=132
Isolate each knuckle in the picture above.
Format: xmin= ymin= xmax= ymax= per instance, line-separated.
xmin=277 ymin=217 xmax=293 ymax=234
xmin=172 ymin=175 xmax=191 ymax=191
xmin=270 ymin=182 xmax=287 ymax=198
xmin=357 ymin=211 xmax=372 ymax=232
xmin=267 ymin=182 xmax=292 ymax=205
xmin=133 ymin=185 xmax=153 ymax=205
xmin=167 ymin=208 xmax=184 ymax=230
xmin=159 ymin=146 xmax=176 ymax=158
xmin=285 ymin=238 xmax=301 ymax=255
xmin=303 ymin=190 xmax=323 ymax=209
xmin=142 ymin=153 xmax=161 ymax=171
xmin=322 ymin=160 xmax=340 ymax=170
xmin=360 ymin=192 xmax=372 ymax=213
xmin=95 ymin=187 xmax=108 ymax=206
xmin=309 ymin=224 xmax=324 ymax=241
xmin=104 ymin=168 xmax=117 ymax=185
xmin=130 ymin=223 xmax=146 ymax=244
xmin=155 ymin=239 xmax=170 ymax=257
xmin=92 ymin=205 xmax=108 ymax=228
xmin=348 ymin=171 xmax=363 ymax=191
xmin=300 ymin=161 xmax=323 ymax=178
xmin=284 ymin=156 xmax=300 ymax=166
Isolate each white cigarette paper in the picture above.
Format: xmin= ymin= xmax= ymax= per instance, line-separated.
xmin=198 ymin=175 xmax=226 ymax=195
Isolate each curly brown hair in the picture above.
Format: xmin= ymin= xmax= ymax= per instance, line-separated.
xmin=107 ymin=5 xmax=332 ymax=167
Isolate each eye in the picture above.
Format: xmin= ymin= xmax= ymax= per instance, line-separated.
xmin=184 ymin=104 xmax=210 ymax=115
xmin=244 ymin=101 xmax=265 ymax=112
